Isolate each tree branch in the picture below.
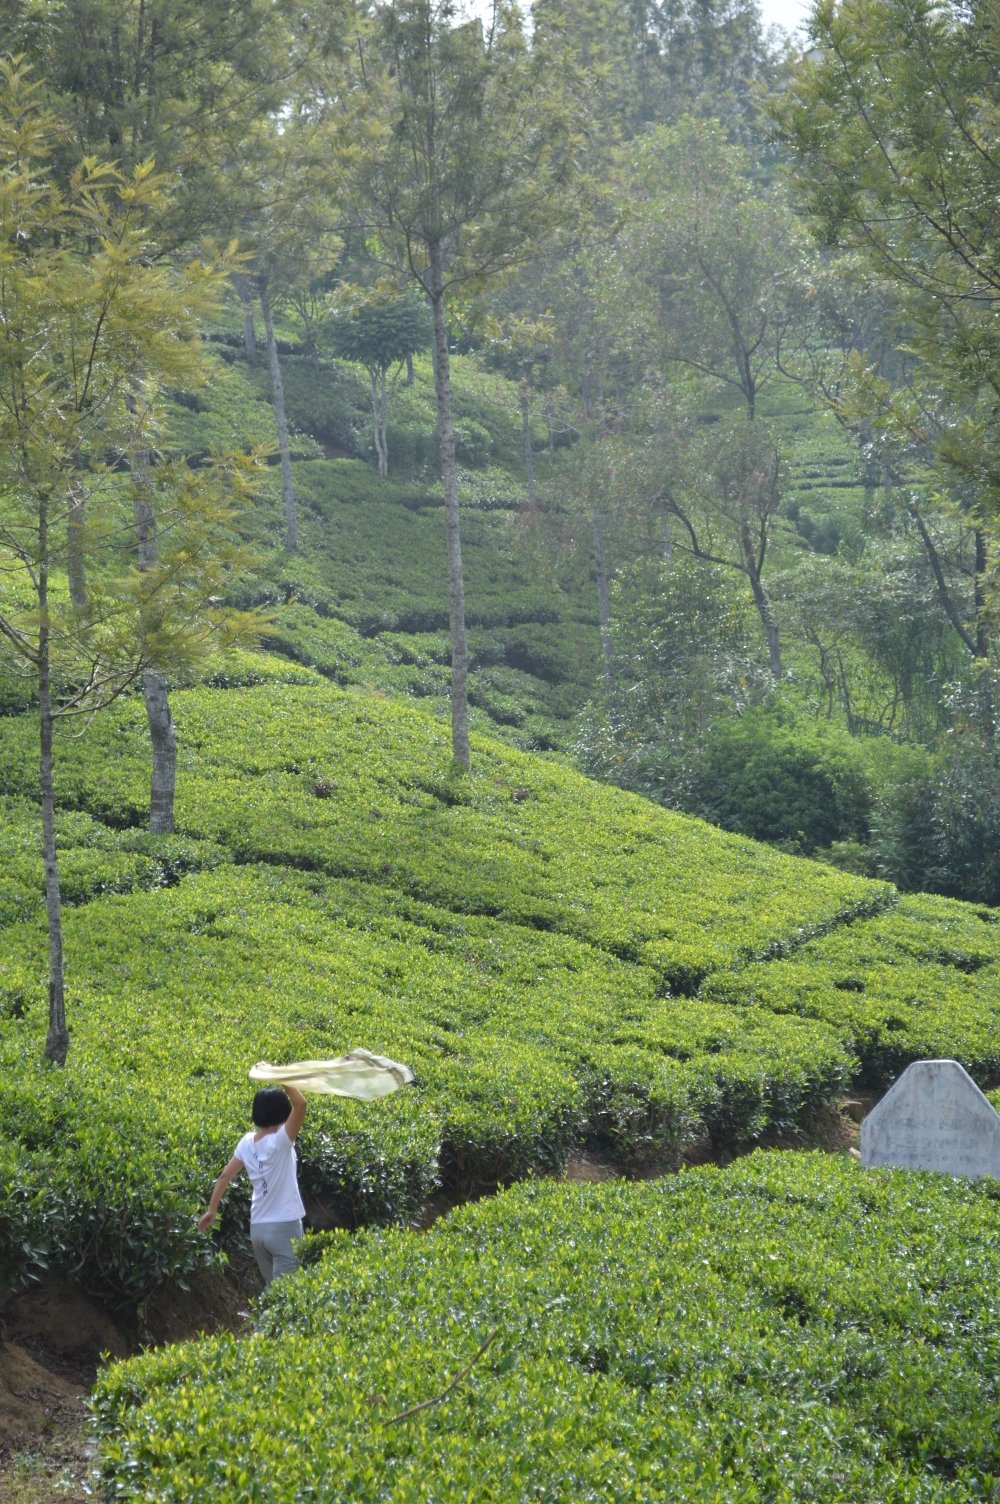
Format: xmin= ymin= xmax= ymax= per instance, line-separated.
xmin=908 ymin=502 xmax=978 ymax=655
xmin=381 ymin=1330 xmax=500 ymax=1427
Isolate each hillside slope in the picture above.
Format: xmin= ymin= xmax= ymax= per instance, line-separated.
xmin=161 ymin=341 xmax=601 ymax=752
xmin=1 ymin=679 xmax=999 ymax=1307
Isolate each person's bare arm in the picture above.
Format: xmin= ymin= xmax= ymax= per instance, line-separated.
xmin=197 ymin=1156 xmax=244 ymax=1232
xmin=284 ymin=1085 xmax=307 ymax=1143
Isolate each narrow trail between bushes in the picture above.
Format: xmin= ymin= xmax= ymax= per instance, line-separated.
xmin=0 ymin=1100 xmax=867 ymax=1501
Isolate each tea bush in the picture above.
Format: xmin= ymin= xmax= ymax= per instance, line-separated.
xmin=691 ymin=705 xmax=873 ymax=851
xmin=94 ymin=1152 xmax=1000 ymax=1502
xmin=0 ymin=861 xmax=853 ymax=1299
xmin=4 ymin=685 xmax=1000 ymax=1307
xmin=0 ymin=798 xmax=231 ymax=927
xmin=701 ymin=893 xmax=1000 ymax=1087
xmin=0 ymin=684 xmax=888 ymax=983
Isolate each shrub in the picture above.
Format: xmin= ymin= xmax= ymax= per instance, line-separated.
xmin=4 ymin=686 xmax=999 ymax=1307
xmin=93 ymin=1154 xmax=1000 ymax=1502
xmin=0 ymin=688 xmax=888 ymax=1299
xmin=0 ymin=860 xmax=857 ymax=1298
xmin=691 ymin=706 xmax=873 ymax=852
xmin=0 ymin=684 xmax=888 ymax=972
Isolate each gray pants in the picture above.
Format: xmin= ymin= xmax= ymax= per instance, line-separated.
xmin=250 ymin=1219 xmax=303 ymax=1286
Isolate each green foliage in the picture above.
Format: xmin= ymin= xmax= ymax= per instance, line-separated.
xmin=161 ymin=357 xmax=325 ymax=463
xmin=0 ymin=857 xmax=851 ymax=1298
xmin=94 ymin=1153 xmax=1000 ymax=1501
xmin=323 ymin=293 xmax=431 ymax=370
xmin=0 ymin=681 xmax=998 ymax=1311
xmin=693 ymin=706 xmax=873 ymax=852
xmin=0 ymin=684 xmax=887 ymax=978
xmin=0 ymin=684 xmax=890 ymax=1298
xmin=773 ymin=0 xmax=1000 ymax=509
xmin=0 ymin=798 xmax=231 ymax=926
xmin=701 ymin=892 xmax=1000 ymax=1088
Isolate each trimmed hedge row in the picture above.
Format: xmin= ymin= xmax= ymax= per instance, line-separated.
xmin=0 ymin=683 xmax=891 ymax=990
xmin=3 ymin=686 xmax=1000 ymax=1310
xmin=701 ymin=893 xmax=1000 ymax=1087
xmin=0 ymin=865 xmax=853 ymax=1300
xmin=0 ymin=798 xmax=231 ymax=929
xmin=94 ymin=1152 xmax=1000 ymax=1501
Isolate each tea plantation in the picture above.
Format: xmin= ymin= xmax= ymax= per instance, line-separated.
xmin=0 ymin=677 xmax=881 ymax=1298
xmin=2 ymin=674 xmax=1000 ymax=1313
xmin=162 ymin=343 xmax=603 ymax=752
xmin=95 ymin=1154 xmax=1000 ymax=1501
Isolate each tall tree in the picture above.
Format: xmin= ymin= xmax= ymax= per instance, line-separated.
xmin=0 ymin=63 xmax=256 ymax=1062
xmin=624 ymin=118 xmax=805 ymax=420
xmin=773 ymin=0 xmax=1000 ymax=498
xmin=0 ymin=0 xmax=330 ymax=248
xmin=226 ymin=115 xmax=345 ymax=551
xmin=531 ymin=0 xmax=779 ymax=142
xmin=350 ymin=0 xmax=583 ymax=764
xmin=664 ymin=418 xmax=785 ymax=676
xmin=773 ymin=0 xmax=1000 ymax=722
xmin=3 ymin=0 xmax=348 ymax=810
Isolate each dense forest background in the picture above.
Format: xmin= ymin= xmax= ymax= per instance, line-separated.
xmin=3 ymin=0 xmax=1000 ymax=907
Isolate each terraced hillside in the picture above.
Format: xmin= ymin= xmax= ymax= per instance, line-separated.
xmin=158 ymin=338 xmax=601 ymax=752
xmin=2 ymin=675 xmax=999 ymax=1315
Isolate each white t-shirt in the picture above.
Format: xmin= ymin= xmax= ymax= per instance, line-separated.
xmin=234 ymin=1125 xmax=306 ymax=1225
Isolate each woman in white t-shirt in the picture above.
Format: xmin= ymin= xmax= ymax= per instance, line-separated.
xmin=198 ymin=1084 xmax=307 ymax=1285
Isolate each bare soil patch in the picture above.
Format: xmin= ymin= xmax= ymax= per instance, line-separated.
xmin=0 ymin=1252 xmax=263 ymax=1501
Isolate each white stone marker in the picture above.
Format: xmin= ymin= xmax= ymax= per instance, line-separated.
xmin=861 ymin=1059 xmax=1000 ymax=1179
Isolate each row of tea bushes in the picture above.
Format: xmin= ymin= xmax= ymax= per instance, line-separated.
xmin=0 ymin=683 xmax=892 ymax=991
xmin=0 ymin=798 xmax=232 ymax=930
xmin=701 ymin=893 xmax=1000 ymax=1086
xmin=262 ymin=606 xmax=572 ymax=749
xmin=0 ymin=865 xmax=854 ymax=1300
xmin=94 ymin=1152 xmax=1000 ymax=1502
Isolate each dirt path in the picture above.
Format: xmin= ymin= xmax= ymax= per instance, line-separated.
xmin=0 ymin=1252 xmax=263 ymax=1501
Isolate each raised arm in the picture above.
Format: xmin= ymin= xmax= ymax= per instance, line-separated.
xmin=284 ymin=1084 xmax=307 ymax=1143
xmin=197 ymin=1156 xmax=244 ymax=1232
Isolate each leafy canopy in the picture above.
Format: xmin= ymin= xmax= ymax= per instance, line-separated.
xmin=324 ymin=291 xmax=431 ymax=373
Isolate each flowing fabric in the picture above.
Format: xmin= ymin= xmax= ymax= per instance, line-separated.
xmin=250 ymin=1049 xmax=414 ymax=1100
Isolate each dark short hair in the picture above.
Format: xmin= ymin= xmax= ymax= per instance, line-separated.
xmin=252 ymin=1087 xmax=292 ymax=1128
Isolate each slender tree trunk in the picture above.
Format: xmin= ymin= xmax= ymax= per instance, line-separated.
xmin=405 ymin=351 xmax=414 ymax=386
xmin=743 ymin=542 xmax=781 ymax=677
xmin=259 ymin=280 xmax=297 ymax=551
xmin=67 ymin=476 xmax=87 ymax=609
xmin=144 ymin=673 xmax=176 ymax=832
xmin=380 ymin=369 xmax=393 ymax=478
xmin=974 ymin=527 xmax=990 ymax=658
xmin=307 ymin=324 xmax=321 ymax=371
xmin=233 ymin=274 xmax=256 ymax=361
xmin=975 ymin=527 xmax=993 ymax=735
xmin=593 ymin=511 xmax=613 ymax=682
xmin=38 ymin=551 xmax=68 ymax=1065
xmin=545 ymin=393 xmax=554 ymax=452
xmin=428 ymin=247 xmax=470 ymax=766
xmin=519 ymin=382 xmax=535 ymax=515
xmin=371 ymin=370 xmax=387 ymax=479
xmin=661 ymin=520 xmax=673 ymax=568
xmin=132 ymin=442 xmax=176 ymax=833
